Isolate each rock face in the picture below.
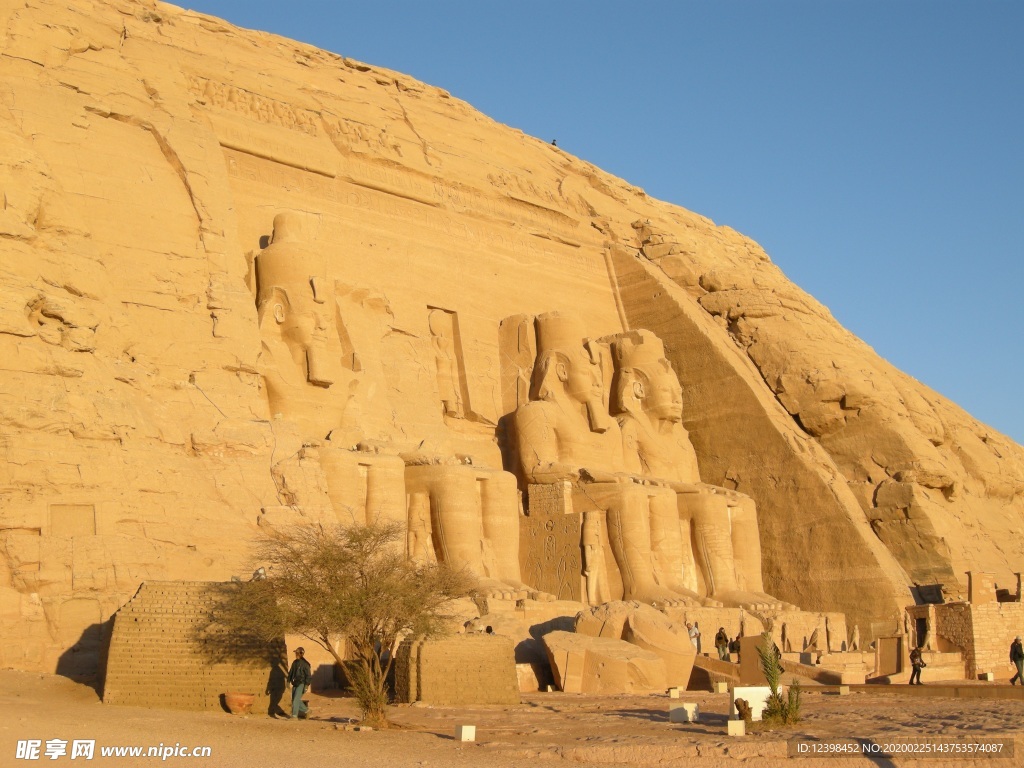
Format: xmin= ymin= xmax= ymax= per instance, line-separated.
xmin=1 ymin=0 xmax=1022 ymax=675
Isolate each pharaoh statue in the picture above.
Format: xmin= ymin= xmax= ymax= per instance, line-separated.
xmin=609 ymin=329 xmax=785 ymax=610
xmin=512 ymin=312 xmax=693 ymax=607
xmin=255 ymin=212 xmax=406 ymax=532
xmin=408 ymin=313 xmax=545 ymax=600
xmin=257 ymin=213 xmax=544 ymax=600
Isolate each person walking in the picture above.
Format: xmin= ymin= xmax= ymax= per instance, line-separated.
xmin=1010 ymin=636 xmax=1024 ymax=685
xmin=287 ymin=647 xmax=312 ymax=719
xmin=715 ymin=627 xmax=730 ymax=661
xmin=909 ymin=645 xmax=925 ymax=686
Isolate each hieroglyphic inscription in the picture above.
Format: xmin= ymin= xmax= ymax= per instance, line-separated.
xmin=187 ymin=74 xmax=320 ymax=136
xmin=225 ymin=149 xmax=607 ymax=275
xmin=436 ymin=179 xmax=579 ymax=233
xmin=322 ymin=116 xmax=404 ymax=160
xmin=520 ymin=483 xmax=584 ymax=602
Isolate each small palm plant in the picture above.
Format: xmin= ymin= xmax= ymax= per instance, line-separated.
xmin=757 ymin=630 xmax=801 ymax=725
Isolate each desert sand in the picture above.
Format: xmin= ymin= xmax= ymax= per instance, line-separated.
xmin=1 ymin=671 xmax=1021 ymax=768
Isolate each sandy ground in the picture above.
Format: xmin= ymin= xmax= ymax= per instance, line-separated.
xmin=0 ymin=671 xmax=1021 ymax=767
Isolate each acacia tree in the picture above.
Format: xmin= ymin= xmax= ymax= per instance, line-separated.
xmin=214 ymin=521 xmax=474 ymax=727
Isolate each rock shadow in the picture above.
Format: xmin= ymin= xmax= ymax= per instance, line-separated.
xmin=55 ymin=616 xmax=114 ymax=696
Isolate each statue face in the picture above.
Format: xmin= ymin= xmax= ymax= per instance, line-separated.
xmin=559 ymin=344 xmax=603 ymax=405
xmin=260 ymin=282 xmax=338 ymax=388
xmin=278 ymin=294 xmax=318 ymax=352
xmin=644 ymin=361 xmax=683 ymax=422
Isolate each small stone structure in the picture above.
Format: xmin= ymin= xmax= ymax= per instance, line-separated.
xmin=394 ymin=634 xmax=519 ymax=705
xmin=905 ymin=571 xmax=1022 ymax=679
xmin=103 ymin=582 xmax=283 ymax=712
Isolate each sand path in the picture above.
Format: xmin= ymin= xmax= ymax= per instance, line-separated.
xmin=0 ymin=671 xmax=1020 ymax=767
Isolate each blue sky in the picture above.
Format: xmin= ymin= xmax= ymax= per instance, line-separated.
xmin=182 ymin=0 xmax=1024 ymax=444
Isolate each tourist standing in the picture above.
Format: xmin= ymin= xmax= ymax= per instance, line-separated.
xmin=688 ymin=622 xmax=702 ymax=654
xmin=1010 ymin=636 xmax=1024 ymax=685
xmin=715 ymin=627 xmax=730 ymax=661
xmin=909 ymin=645 xmax=925 ymax=685
xmin=287 ymin=647 xmax=312 ymax=719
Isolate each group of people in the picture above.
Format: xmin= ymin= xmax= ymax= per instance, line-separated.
xmin=684 ymin=621 xmax=744 ymax=662
xmin=714 ymin=626 xmax=742 ymax=661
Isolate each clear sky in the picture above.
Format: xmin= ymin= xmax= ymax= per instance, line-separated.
xmin=181 ymin=0 xmax=1024 ymax=444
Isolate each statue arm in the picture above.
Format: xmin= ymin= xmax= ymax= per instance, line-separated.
xmin=516 ymin=404 xmax=579 ymax=483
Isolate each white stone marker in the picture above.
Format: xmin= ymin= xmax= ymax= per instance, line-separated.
xmin=713 ymin=681 xmax=730 ymax=693
xmin=838 ymin=685 xmax=851 ymax=695
xmin=668 ymin=687 xmax=680 ymax=699
xmin=978 ymin=672 xmax=994 ymax=681
xmin=731 ymin=686 xmax=773 ymax=722
xmin=727 ymin=719 xmax=746 ymax=736
xmin=668 ymin=702 xmax=699 ymax=723
xmin=455 ymin=725 xmax=476 ymax=742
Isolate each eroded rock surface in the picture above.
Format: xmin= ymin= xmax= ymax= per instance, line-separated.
xmin=0 ymin=0 xmax=1021 ymax=674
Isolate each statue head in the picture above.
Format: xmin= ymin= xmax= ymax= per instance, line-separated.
xmin=612 ymin=330 xmax=682 ymax=424
xmin=531 ymin=312 xmax=610 ymax=432
xmin=256 ymin=213 xmax=336 ymax=388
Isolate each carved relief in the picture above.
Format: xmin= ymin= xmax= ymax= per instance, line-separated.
xmin=252 ymin=212 xmax=548 ymax=601
xmin=428 ymin=308 xmax=465 ymax=419
xmin=187 ymin=74 xmax=320 ymax=136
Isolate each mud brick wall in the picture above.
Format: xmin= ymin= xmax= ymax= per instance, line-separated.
xmin=395 ymin=634 xmax=519 ymax=705
xmin=103 ymin=582 xmax=284 ymax=712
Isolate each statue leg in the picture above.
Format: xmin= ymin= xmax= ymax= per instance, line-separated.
xmin=729 ymin=495 xmax=765 ymax=593
xmin=650 ymin=489 xmax=701 ymax=601
xmin=729 ymin=495 xmax=791 ymax=608
xmin=407 ymin=465 xmax=525 ymax=600
xmin=687 ymin=492 xmax=783 ymax=610
xmin=595 ymin=483 xmax=694 ymax=608
xmin=479 ymin=469 xmax=551 ymax=599
xmin=364 ymin=456 xmax=408 ymax=530
xmin=320 ymin=446 xmax=407 ymax=555
xmin=673 ymin=493 xmax=702 ymax=596
xmin=688 ymin=492 xmax=739 ymax=597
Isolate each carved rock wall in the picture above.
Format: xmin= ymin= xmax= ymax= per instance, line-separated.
xmin=0 ymin=0 xmax=1021 ymax=673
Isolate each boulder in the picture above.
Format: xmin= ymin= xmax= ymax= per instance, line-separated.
xmin=575 ymin=601 xmax=695 ymax=687
xmin=542 ymin=630 xmax=667 ymax=694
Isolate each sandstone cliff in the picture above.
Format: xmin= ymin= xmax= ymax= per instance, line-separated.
xmin=1 ymin=0 xmax=1021 ymax=674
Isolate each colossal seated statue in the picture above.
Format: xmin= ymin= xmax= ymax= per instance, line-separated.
xmin=256 ymin=213 xmax=542 ymax=601
xmin=512 ymin=312 xmax=695 ymax=607
xmin=609 ymin=329 xmax=784 ymax=610
xmin=255 ymin=212 xmax=406 ymax=534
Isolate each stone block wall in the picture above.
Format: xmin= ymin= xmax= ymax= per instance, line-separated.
xmin=932 ymin=602 xmax=972 ymax=656
xmin=395 ymin=634 xmax=519 ymax=705
xmin=969 ymin=602 xmax=1024 ymax=679
xmin=929 ymin=600 xmax=1023 ymax=679
xmin=103 ymin=582 xmax=284 ymax=712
